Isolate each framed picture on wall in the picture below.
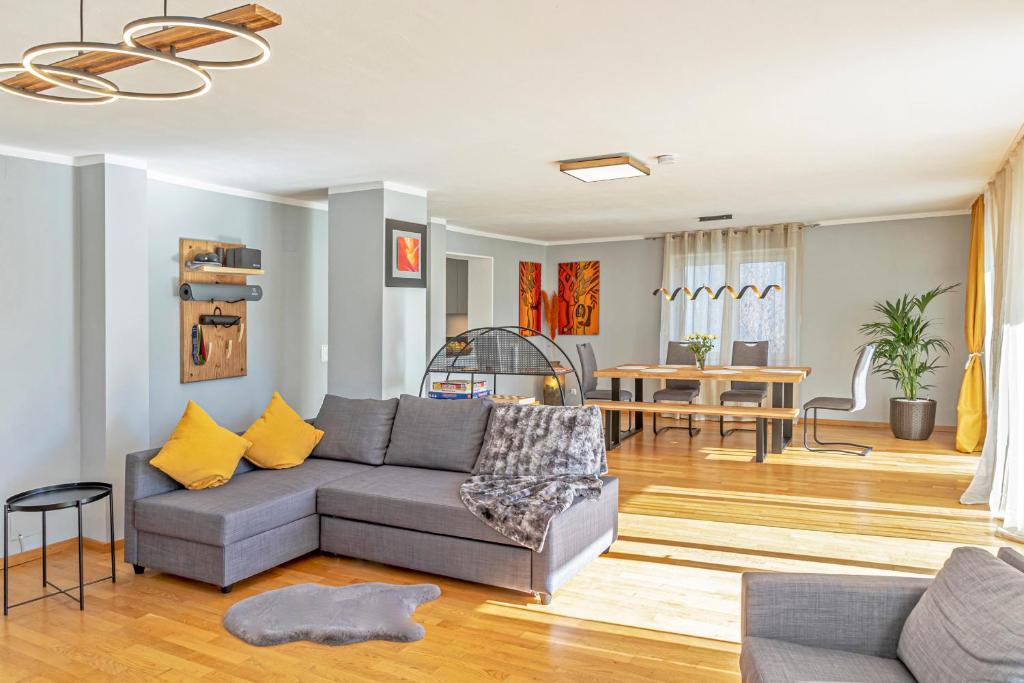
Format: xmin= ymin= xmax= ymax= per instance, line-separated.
xmin=557 ymin=260 xmax=600 ymax=334
xmin=385 ymin=219 xmax=428 ymax=288
xmin=518 ymin=261 xmax=542 ymax=335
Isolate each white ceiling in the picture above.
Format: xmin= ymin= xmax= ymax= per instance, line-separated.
xmin=1 ymin=1 xmax=1022 ymax=240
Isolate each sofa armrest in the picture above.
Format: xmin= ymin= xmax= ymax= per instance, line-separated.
xmin=741 ymin=572 xmax=931 ymax=659
xmin=123 ymin=447 xmax=180 ymax=564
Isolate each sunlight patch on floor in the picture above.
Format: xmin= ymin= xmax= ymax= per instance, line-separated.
xmin=615 ymin=512 xmax=994 ymax=572
xmin=637 ymin=483 xmax=993 ymax=517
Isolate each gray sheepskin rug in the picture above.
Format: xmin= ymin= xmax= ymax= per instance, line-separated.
xmin=461 ymin=404 xmax=607 ymax=552
xmin=223 ymin=582 xmax=441 ymax=646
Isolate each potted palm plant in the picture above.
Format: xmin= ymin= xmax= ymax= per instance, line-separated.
xmin=859 ymin=284 xmax=956 ymax=440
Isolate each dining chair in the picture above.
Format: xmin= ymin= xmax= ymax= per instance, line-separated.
xmin=802 ymin=344 xmax=876 ymax=456
xmin=719 ymin=340 xmax=770 ymax=437
xmin=652 ymin=341 xmax=701 ymax=437
xmin=577 ymin=342 xmax=633 ymax=429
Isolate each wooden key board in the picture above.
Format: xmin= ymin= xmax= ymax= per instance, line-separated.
xmin=179 ymin=238 xmax=250 ymax=383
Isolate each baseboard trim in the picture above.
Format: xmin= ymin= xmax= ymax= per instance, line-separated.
xmin=4 ymin=538 xmax=124 ymax=569
xmin=812 ymin=417 xmax=956 ymax=433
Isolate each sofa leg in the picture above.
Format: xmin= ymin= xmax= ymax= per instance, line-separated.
xmin=220 ymin=584 xmax=234 ymax=594
xmin=132 ymin=564 xmax=145 ymax=575
xmin=534 ymin=591 xmax=552 ymax=605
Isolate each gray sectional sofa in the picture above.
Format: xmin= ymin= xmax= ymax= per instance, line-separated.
xmin=124 ymin=395 xmax=618 ymax=603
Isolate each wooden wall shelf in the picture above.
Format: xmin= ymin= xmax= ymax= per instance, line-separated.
xmin=179 ymin=238 xmax=254 ymax=384
xmin=193 ymin=265 xmax=265 ymax=275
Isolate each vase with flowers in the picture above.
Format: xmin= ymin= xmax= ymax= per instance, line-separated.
xmin=684 ymin=333 xmax=717 ymax=370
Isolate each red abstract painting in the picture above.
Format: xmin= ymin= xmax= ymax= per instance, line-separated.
xmin=557 ymin=261 xmax=600 ymax=335
xmin=518 ymin=261 xmax=542 ymax=335
xmin=396 ymin=236 xmax=420 ymax=273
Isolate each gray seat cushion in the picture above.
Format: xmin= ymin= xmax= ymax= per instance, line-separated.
xmin=897 ymin=546 xmax=1024 ymax=683
xmin=584 ymin=389 xmax=633 ymax=401
xmin=135 ymin=458 xmax=372 ymax=547
xmin=313 ymin=395 xmax=398 ymax=465
xmin=721 ymin=388 xmax=768 ymax=403
xmin=652 ymin=387 xmax=698 ymax=402
xmin=317 ymin=465 xmax=521 ymax=547
xmin=804 ymin=396 xmax=856 ymax=411
xmin=384 ymin=395 xmax=491 ymax=473
xmin=741 ymin=637 xmax=916 ymax=683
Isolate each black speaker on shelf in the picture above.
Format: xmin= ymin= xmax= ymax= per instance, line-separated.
xmin=226 ymin=247 xmax=261 ymax=269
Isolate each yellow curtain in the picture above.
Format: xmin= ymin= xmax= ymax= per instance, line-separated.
xmin=955 ymin=196 xmax=986 ymax=452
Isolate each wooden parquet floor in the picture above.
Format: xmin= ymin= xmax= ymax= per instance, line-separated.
xmin=1 ymin=424 xmax=1016 ymax=682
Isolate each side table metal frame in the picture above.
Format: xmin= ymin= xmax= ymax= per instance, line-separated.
xmin=4 ymin=482 xmax=116 ymax=615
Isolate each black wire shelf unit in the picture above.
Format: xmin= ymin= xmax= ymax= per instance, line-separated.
xmin=418 ymin=326 xmax=582 ymax=405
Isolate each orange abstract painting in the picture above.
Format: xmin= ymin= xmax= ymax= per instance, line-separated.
xmin=557 ymin=261 xmax=600 ymax=335
xmin=518 ymin=261 xmax=542 ymax=335
xmin=396 ymin=236 xmax=420 ymax=273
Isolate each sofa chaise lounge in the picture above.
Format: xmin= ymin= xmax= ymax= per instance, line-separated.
xmin=124 ymin=395 xmax=618 ymax=604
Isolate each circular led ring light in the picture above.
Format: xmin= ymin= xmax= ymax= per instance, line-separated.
xmin=23 ymin=42 xmax=212 ymax=101
xmin=123 ymin=16 xmax=271 ymax=70
xmin=0 ymin=63 xmax=119 ymax=104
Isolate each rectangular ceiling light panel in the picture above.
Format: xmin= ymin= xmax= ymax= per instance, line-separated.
xmin=560 ymin=155 xmax=651 ymax=182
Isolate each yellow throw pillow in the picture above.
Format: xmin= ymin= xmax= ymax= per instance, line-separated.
xmin=242 ymin=392 xmax=324 ymax=469
xmin=150 ymin=401 xmax=251 ymax=490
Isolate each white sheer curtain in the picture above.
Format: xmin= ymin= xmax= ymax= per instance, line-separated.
xmin=961 ymin=142 xmax=1024 ymax=542
xmin=659 ymin=224 xmax=804 ymax=405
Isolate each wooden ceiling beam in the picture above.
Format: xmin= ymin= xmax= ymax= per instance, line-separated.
xmin=1 ymin=4 xmax=281 ymax=93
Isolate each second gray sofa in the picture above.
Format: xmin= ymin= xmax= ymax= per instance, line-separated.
xmin=740 ymin=546 xmax=1024 ymax=682
xmin=124 ymin=395 xmax=618 ymax=604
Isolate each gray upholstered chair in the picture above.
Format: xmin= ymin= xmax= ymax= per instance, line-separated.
xmin=577 ymin=342 xmax=632 ymax=429
xmin=740 ymin=546 xmax=1024 ymax=683
xmin=652 ymin=341 xmax=701 ymax=437
xmin=802 ymin=344 xmax=875 ymax=456
xmin=719 ymin=340 xmax=769 ymax=437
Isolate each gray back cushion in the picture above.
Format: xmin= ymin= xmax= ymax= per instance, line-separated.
xmin=313 ymin=395 xmax=398 ymax=465
xmin=384 ymin=395 xmax=491 ymax=472
xmin=897 ymin=546 xmax=1024 ymax=682
xmin=998 ymin=546 xmax=1024 ymax=574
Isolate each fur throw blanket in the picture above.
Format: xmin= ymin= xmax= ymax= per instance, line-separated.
xmin=460 ymin=404 xmax=606 ymax=552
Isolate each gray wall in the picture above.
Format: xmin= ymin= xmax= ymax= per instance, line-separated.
xmin=445 ymin=230 xmax=547 ymax=396
xmin=0 ymin=155 xmax=81 ymax=552
xmin=445 ymin=231 xmax=547 ymax=330
xmin=516 ymin=218 xmax=968 ymax=426
xmin=545 ymin=239 xmax=665 ymax=400
xmin=801 ymin=215 xmax=970 ymax=425
xmin=147 ymin=181 xmax=328 ymax=442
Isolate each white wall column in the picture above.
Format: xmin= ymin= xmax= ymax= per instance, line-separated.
xmin=427 ymin=217 xmax=448 ymax=360
xmin=77 ymin=157 xmax=150 ymax=540
xmin=327 ymin=182 xmax=428 ymax=398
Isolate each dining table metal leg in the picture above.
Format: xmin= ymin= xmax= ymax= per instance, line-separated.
xmin=609 ymin=377 xmax=622 ymax=450
xmin=783 ymin=383 xmax=794 ymax=442
xmin=755 ymin=418 xmax=767 ymax=463
xmin=633 ymin=378 xmax=644 ymax=432
xmin=771 ymin=382 xmax=784 ymax=453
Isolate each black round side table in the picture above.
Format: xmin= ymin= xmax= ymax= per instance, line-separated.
xmin=3 ymin=482 xmax=116 ymax=615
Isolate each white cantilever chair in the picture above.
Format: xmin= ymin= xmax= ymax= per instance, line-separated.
xmin=801 ymin=344 xmax=876 ymax=456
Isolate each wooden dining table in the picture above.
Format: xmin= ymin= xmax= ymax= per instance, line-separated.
xmin=592 ymin=364 xmax=812 ymax=452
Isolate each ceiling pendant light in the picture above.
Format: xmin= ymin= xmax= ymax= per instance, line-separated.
xmin=0 ymin=1 xmax=279 ymax=105
xmin=0 ymin=63 xmax=119 ymax=105
xmin=559 ymin=155 xmax=652 ymax=183
xmin=123 ymin=17 xmax=271 ymax=70
xmin=23 ymin=42 xmax=212 ymax=101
